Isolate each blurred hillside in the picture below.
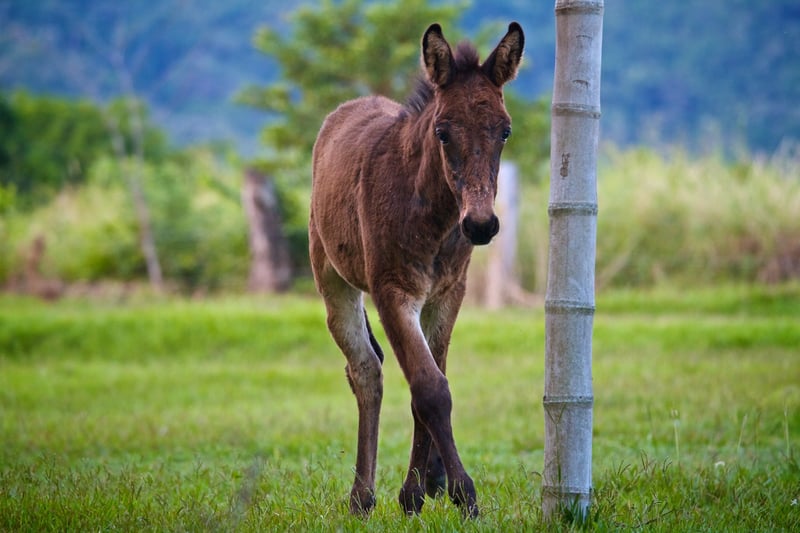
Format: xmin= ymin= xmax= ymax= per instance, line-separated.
xmin=1 ymin=0 xmax=797 ymax=155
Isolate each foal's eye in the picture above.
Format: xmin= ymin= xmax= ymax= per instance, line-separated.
xmin=501 ymin=127 xmax=512 ymax=142
xmin=435 ymin=127 xmax=450 ymax=145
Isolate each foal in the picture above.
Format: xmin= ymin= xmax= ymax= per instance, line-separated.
xmin=309 ymin=22 xmax=524 ymax=517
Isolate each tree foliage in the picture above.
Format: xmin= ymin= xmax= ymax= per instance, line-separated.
xmin=0 ymin=92 xmax=166 ymax=207
xmin=0 ymin=92 xmax=108 ymax=201
xmin=503 ymin=94 xmax=550 ymax=182
xmin=240 ymin=0 xmax=462 ymax=158
xmin=240 ymin=0 xmax=549 ymax=181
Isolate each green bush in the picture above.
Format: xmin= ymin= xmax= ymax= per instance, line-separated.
xmin=2 ymin=150 xmax=250 ymax=292
xmin=3 ymin=175 xmax=141 ymax=282
xmin=140 ymin=152 xmax=249 ymax=292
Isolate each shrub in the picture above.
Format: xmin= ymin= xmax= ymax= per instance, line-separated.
xmin=3 ymin=177 xmax=141 ymax=283
xmin=2 ymin=150 xmax=251 ymax=292
xmin=595 ymin=147 xmax=800 ymax=287
xmin=477 ymin=146 xmax=800 ymax=293
xmin=6 ymin=144 xmax=799 ymax=293
xmin=139 ymin=153 xmax=249 ymax=292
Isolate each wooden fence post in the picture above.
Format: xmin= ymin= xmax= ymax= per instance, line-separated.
xmin=241 ymin=168 xmax=292 ymax=292
xmin=485 ymin=162 xmax=519 ymax=309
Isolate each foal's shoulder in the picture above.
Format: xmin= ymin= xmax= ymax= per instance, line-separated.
xmin=318 ymin=96 xmax=404 ymax=143
xmin=316 ymin=95 xmax=404 ymax=154
xmin=333 ymin=95 xmax=403 ymax=121
xmin=341 ymin=95 xmax=402 ymax=117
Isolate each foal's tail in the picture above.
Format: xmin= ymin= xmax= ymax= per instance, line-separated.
xmin=364 ymin=308 xmax=384 ymax=364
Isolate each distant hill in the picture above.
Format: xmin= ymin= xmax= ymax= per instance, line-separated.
xmin=2 ymin=0 xmax=797 ymax=155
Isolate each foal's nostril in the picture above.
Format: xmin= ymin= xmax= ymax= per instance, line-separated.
xmin=488 ymin=215 xmax=500 ymax=237
xmin=461 ymin=214 xmax=500 ymax=245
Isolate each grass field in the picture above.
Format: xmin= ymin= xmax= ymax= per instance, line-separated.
xmin=1 ymin=285 xmax=799 ymax=531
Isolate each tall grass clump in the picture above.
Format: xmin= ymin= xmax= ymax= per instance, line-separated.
xmin=596 ymin=146 xmax=800 ymax=287
xmin=503 ymin=146 xmax=800 ymax=292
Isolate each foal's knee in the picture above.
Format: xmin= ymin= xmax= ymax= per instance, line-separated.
xmin=410 ymin=374 xmax=452 ymax=426
xmin=346 ymin=357 xmax=383 ymax=402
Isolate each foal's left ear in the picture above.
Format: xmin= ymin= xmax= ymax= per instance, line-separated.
xmin=482 ymin=22 xmax=525 ymax=87
xmin=422 ymin=23 xmax=456 ymax=87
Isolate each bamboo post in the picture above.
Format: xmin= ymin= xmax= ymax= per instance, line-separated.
xmin=542 ymin=0 xmax=603 ymax=521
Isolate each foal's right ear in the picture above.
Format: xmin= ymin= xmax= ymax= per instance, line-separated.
xmin=482 ymin=22 xmax=525 ymax=87
xmin=422 ymin=23 xmax=455 ymax=87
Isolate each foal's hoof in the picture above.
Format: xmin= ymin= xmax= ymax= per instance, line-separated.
xmin=426 ymin=473 xmax=446 ymax=499
xmin=398 ymin=484 xmax=426 ymax=515
xmin=349 ymin=487 xmax=376 ymax=516
xmin=449 ymin=477 xmax=479 ymax=518
xmin=425 ymin=455 xmax=447 ymax=498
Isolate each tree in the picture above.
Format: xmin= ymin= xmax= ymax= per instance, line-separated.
xmin=2 ymin=3 xmax=225 ymax=290
xmin=0 ymin=92 xmax=166 ymax=205
xmin=240 ymin=0 xmax=461 ymax=162
xmin=0 ymin=92 xmax=106 ymax=199
xmin=542 ymin=0 xmax=603 ymax=522
xmin=44 ymin=5 xmax=188 ymax=291
xmin=241 ymin=0 xmax=550 ymax=178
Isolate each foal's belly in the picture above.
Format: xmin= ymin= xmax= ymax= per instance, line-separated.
xmin=327 ymin=232 xmax=369 ymax=293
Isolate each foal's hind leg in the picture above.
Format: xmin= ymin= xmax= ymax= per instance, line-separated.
xmin=323 ymin=283 xmax=384 ymax=515
xmin=310 ymin=241 xmax=383 ymax=515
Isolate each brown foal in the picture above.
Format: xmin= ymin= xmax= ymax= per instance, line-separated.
xmin=309 ymin=22 xmax=524 ymax=517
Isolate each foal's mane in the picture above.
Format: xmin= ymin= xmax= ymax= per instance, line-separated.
xmin=403 ymin=41 xmax=481 ymax=116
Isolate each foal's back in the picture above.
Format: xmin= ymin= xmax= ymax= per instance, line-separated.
xmin=311 ymin=95 xmax=404 ymax=292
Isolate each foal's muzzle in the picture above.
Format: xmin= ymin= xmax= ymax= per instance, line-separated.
xmin=461 ymin=214 xmax=500 ymax=245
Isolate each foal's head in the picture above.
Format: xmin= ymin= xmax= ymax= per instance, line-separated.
xmin=422 ymin=23 xmax=524 ymax=245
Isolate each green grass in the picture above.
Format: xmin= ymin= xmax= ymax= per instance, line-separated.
xmin=1 ymin=285 xmax=799 ymax=531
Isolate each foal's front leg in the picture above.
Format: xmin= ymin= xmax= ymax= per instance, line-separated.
xmin=373 ymin=286 xmax=478 ymax=518
xmin=400 ymin=294 xmax=469 ymax=514
xmin=399 ymin=402 xmax=438 ymax=514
